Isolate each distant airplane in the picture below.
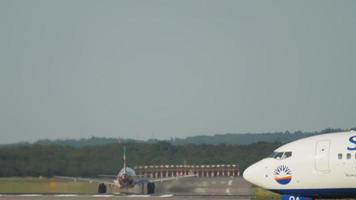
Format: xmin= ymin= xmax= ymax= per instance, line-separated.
xmin=56 ymin=145 xmax=194 ymax=194
xmin=243 ymin=131 xmax=356 ymax=200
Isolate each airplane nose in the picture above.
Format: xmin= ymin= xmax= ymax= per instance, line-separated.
xmin=243 ymin=165 xmax=255 ymax=184
xmin=243 ymin=162 xmax=265 ymax=187
xmin=243 ymin=160 xmax=271 ymax=189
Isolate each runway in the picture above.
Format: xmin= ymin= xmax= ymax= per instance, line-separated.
xmin=0 ymin=177 xmax=253 ymax=200
xmin=0 ymin=194 xmax=252 ymax=200
xmin=159 ymin=177 xmax=251 ymax=196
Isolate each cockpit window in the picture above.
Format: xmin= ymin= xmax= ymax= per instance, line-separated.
xmin=270 ymin=151 xmax=292 ymax=160
xmin=283 ymin=152 xmax=292 ymax=159
xmin=269 ymin=152 xmax=283 ymax=159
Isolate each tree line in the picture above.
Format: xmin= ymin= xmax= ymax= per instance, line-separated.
xmin=0 ymin=141 xmax=281 ymax=177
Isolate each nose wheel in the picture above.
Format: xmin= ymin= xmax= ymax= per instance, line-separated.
xmin=98 ymin=183 xmax=107 ymax=193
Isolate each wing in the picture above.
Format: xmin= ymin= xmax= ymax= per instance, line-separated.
xmin=98 ymin=174 xmax=117 ymax=179
xmin=150 ymin=174 xmax=196 ymax=183
xmin=133 ymin=174 xmax=196 ymax=184
xmin=54 ymin=176 xmax=113 ymax=185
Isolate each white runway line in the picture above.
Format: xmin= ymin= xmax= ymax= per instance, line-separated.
xmin=225 ymin=188 xmax=230 ymax=194
xmin=55 ymin=194 xmax=79 ymax=197
xmin=225 ymin=178 xmax=233 ymax=194
xmin=159 ymin=194 xmax=174 ymax=198
xmin=228 ymin=179 xmax=233 ymax=186
xmin=19 ymin=194 xmax=43 ymax=197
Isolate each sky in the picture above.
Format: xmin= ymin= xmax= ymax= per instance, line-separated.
xmin=1 ymin=0 xmax=356 ymax=144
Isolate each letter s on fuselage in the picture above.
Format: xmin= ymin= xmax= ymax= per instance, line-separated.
xmin=243 ymin=131 xmax=356 ymax=199
xmin=347 ymin=135 xmax=356 ymax=151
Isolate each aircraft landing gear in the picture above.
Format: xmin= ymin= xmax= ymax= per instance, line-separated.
xmin=98 ymin=183 xmax=107 ymax=193
xmin=147 ymin=182 xmax=155 ymax=194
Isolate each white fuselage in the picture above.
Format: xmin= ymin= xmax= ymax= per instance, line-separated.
xmin=243 ymin=131 xmax=356 ymax=198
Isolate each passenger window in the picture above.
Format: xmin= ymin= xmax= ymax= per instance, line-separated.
xmin=338 ymin=153 xmax=342 ymax=159
xmin=347 ymin=153 xmax=351 ymax=159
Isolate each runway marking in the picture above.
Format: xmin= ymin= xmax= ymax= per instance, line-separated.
xmin=228 ymin=179 xmax=233 ymax=186
xmin=54 ymin=194 xmax=79 ymax=197
xmin=159 ymin=194 xmax=174 ymax=198
xmin=225 ymin=188 xmax=230 ymax=194
xmin=19 ymin=194 xmax=43 ymax=197
xmin=225 ymin=178 xmax=233 ymax=194
xmin=128 ymin=195 xmax=151 ymax=197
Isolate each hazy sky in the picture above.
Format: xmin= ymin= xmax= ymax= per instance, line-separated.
xmin=1 ymin=0 xmax=356 ymax=144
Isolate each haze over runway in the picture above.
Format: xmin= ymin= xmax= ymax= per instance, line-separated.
xmin=1 ymin=0 xmax=356 ymax=144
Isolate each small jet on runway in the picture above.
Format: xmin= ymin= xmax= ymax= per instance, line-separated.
xmin=243 ymin=131 xmax=356 ymax=200
xmin=56 ymin=145 xmax=194 ymax=194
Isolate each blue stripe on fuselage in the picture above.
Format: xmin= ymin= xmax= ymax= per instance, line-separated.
xmin=271 ymin=188 xmax=356 ymax=198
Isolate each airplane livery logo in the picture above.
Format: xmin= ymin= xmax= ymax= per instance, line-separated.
xmin=347 ymin=136 xmax=356 ymax=151
xmin=274 ymin=165 xmax=292 ymax=185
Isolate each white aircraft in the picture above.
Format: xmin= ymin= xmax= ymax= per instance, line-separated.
xmin=243 ymin=131 xmax=356 ymax=200
xmin=56 ymin=145 xmax=194 ymax=194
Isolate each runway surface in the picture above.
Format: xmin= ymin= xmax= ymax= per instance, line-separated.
xmin=160 ymin=176 xmax=251 ymax=196
xmin=0 ymin=177 xmax=253 ymax=200
xmin=0 ymin=195 xmax=252 ymax=200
